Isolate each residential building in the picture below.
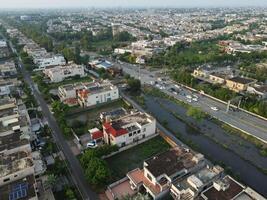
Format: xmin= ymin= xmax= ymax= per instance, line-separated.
xmin=34 ymin=54 xmax=66 ymax=70
xmin=225 ymin=77 xmax=257 ymax=92
xmin=106 ymin=147 xmax=206 ymax=200
xmin=103 ymin=111 xmax=156 ymax=147
xmin=170 ymin=165 xmax=224 ymax=199
xmin=0 ymin=174 xmax=38 ymax=200
xmin=0 ymin=151 xmax=34 ymax=186
xmin=200 ymin=175 xmax=266 ymax=200
xmin=89 ymin=59 xmax=113 ymax=70
xmin=44 ymin=63 xmax=85 ymax=83
xmin=77 ymin=80 xmax=119 ymax=107
xmin=0 ymin=61 xmax=17 ymax=78
xmin=0 ymin=39 xmax=10 ymax=59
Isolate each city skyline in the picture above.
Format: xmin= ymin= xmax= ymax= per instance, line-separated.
xmin=0 ymin=0 xmax=267 ymax=9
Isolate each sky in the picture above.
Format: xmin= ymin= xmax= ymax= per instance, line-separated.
xmin=0 ymin=0 xmax=266 ymax=9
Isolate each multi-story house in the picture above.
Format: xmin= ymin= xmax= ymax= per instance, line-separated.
xmin=44 ymin=62 xmax=85 ymax=83
xmin=103 ymin=111 xmax=156 ymax=147
xmin=77 ymin=80 xmax=119 ymax=107
xmin=106 ymin=147 xmax=206 ymax=200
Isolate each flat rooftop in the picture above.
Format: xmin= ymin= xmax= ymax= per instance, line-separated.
xmin=145 ymin=147 xmax=197 ymax=177
xmin=0 ymin=131 xmax=29 ymax=152
xmin=0 ymin=151 xmax=33 ymax=177
xmin=227 ymin=77 xmax=255 ymax=84
xmin=0 ymin=175 xmax=37 ymax=200
xmin=201 ymin=176 xmax=244 ymax=200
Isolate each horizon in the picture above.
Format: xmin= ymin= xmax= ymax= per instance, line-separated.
xmin=0 ymin=0 xmax=267 ymax=9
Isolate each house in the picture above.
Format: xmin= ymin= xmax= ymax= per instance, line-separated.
xmin=44 ymin=63 xmax=85 ymax=83
xmin=103 ymin=111 xmax=156 ymax=147
xmin=170 ymin=165 xmax=224 ymax=200
xmin=34 ymin=54 xmax=65 ymax=70
xmin=105 ymin=147 xmax=206 ymax=200
xmin=89 ymin=59 xmax=113 ymax=70
xmin=0 ymin=151 xmax=34 ymax=186
xmin=0 ymin=39 xmax=10 ymax=59
xmin=208 ymin=71 xmax=234 ymax=85
xmin=77 ymin=80 xmax=119 ymax=107
xmin=0 ymin=175 xmax=38 ymax=200
xmin=225 ymin=77 xmax=257 ymax=92
xmin=200 ymin=175 xmax=266 ymax=200
xmin=0 ymin=61 xmax=17 ymax=78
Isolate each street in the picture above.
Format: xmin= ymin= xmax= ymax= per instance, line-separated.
xmin=7 ymin=38 xmax=97 ymax=200
xmin=118 ymin=61 xmax=267 ymax=143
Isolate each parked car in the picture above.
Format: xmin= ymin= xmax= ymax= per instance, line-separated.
xmin=86 ymin=141 xmax=98 ymax=149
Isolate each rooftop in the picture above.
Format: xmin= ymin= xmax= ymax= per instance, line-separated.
xmin=0 ymin=131 xmax=29 ymax=152
xmin=0 ymin=151 xmax=33 ymax=177
xmin=227 ymin=76 xmax=256 ymax=84
xmin=145 ymin=147 xmax=199 ymax=178
xmin=0 ymin=175 xmax=37 ymax=200
xmin=201 ymin=176 xmax=244 ymax=200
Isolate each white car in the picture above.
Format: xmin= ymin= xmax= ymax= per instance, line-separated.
xmin=186 ymin=95 xmax=192 ymax=99
xmin=86 ymin=141 xmax=98 ymax=149
xmin=211 ymin=106 xmax=219 ymax=111
xmin=187 ymin=99 xmax=192 ymax=103
xmin=192 ymin=98 xmax=198 ymax=102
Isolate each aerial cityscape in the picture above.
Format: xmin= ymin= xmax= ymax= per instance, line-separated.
xmin=0 ymin=1 xmax=267 ymax=200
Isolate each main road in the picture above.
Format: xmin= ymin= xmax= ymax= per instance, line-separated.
xmin=7 ymin=38 xmax=97 ymax=199
xmin=118 ymin=61 xmax=267 ymax=143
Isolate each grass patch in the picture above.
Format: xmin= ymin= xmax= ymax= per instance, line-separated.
xmin=105 ymin=136 xmax=170 ymax=182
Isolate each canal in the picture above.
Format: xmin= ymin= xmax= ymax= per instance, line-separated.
xmin=144 ymin=95 xmax=267 ymax=197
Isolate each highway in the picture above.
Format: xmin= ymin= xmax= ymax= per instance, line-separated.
xmin=7 ymin=38 xmax=97 ymax=200
xmin=118 ymin=61 xmax=267 ymax=143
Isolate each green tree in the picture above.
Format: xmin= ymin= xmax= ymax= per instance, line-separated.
xmin=127 ymin=78 xmax=141 ymax=93
xmin=186 ymin=107 xmax=206 ymax=121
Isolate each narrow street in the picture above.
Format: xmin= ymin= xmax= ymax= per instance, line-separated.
xmin=16 ymin=49 xmax=97 ymax=200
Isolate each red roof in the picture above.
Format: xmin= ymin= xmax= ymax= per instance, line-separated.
xmin=91 ymin=130 xmax=104 ymax=140
xmin=103 ymin=122 xmax=128 ymax=137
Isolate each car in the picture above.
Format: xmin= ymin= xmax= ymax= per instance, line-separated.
xmin=187 ymin=99 xmax=192 ymax=103
xmin=192 ymin=98 xmax=198 ymax=102
xmin=211 ymin=106 xmax=219 ymax=111
xmin=186 ymin=95 xmax=192 ymax=99
xmin=86 ymin=141 xmax=98 ymax=148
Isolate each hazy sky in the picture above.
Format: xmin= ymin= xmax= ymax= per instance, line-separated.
xmin=0 ymin=0 xmax=266 ymax=8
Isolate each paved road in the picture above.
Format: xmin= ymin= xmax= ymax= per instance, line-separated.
xmin=118 ymin=61 xmax=267 ymax=143
xmin=7 ymin=38 xmax=97 ymax=200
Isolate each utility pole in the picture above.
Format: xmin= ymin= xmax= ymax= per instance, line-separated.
xmin=226 ymin=100 xmax=231 ymax=113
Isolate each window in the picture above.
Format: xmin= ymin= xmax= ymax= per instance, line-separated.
xmin=137 ymin=130 xmax=141 ymax=134
xmin=121 ymin=142 xmax=126 ymax=147
xmin=142 ymin=134 xmax=145 ymax=139
xmin=129 ymin=133 xmax=132 ymax=137
xmin=3 ymin=178 xmax=10 ymax=182
xmin=147 ymin=173 xmax=152 ymax=181
xmin=133 ymin=131 xmax=137 ymax=135
xmin=143 ymin=128 xmax=146 ymax=132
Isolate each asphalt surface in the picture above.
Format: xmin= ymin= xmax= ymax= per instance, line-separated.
xmin=7 ymin=39 xmax=97 ymax=200
xmin=118 ymin=61 xmax=267 ymax=143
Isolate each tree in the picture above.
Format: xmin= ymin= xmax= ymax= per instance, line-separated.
xmin=114 ymin=31 xmax=135 ymax=42
xmin=65 ymin=188 xmax=76 ymax=200
xmin=127 ymin=78 xmax=141 ymax=93
xmin=46 ymin=174 xmax=57 ymax=188
xmin=186 ymin=107 xmax=206 ymax=121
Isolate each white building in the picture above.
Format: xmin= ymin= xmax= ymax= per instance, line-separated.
xmin=44 ymin=63 xmax=85 ymax=83
xmin=35 ymin=54 xmax=65 ymax=70
xmin=103 ymin=111 xmax=156 ymax=147
xmin=77 ymin=80 xmax=119 ymax=107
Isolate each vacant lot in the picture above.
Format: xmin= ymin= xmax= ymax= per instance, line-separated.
xmin=105 ymin=136 xmax=170 ymax=182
